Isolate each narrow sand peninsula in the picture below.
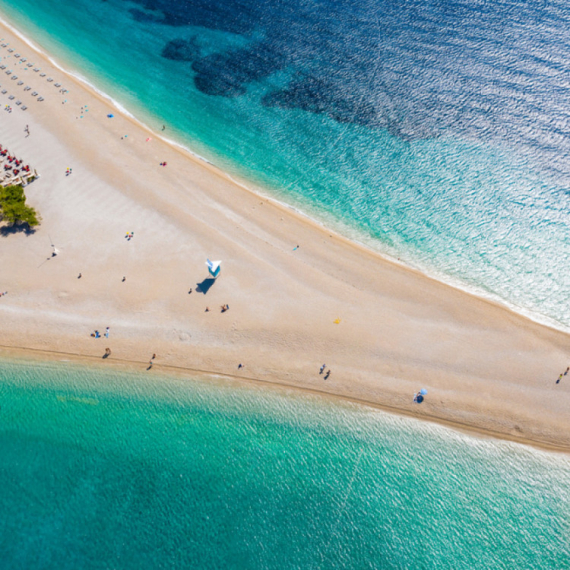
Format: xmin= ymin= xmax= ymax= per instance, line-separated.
xmin=0 ymin=20 xmax=568 ymax=451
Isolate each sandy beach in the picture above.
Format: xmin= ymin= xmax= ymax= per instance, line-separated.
xmin=0 ymin=19 xmax=569 ymax=451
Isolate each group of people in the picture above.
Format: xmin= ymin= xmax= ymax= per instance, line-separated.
xmin=65 ymin=167 xmax=73 ymax=176
xmin=91 ymin=326 xmax=110 ymax=339
xmin=4 ymin=105 xmax=12 ymax=113
xmin=319 ymin=364 xmax=331 ymax=379
xmin=556 ymin=367 xmax=569 ymax=384
xmin=125 ymin=231 xmax=134 ymax=241
xmin=0 ymin=291 xmax=7 ymax=297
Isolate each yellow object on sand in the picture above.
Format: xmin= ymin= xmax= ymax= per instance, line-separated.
xmin=334 ymin=318 xmax=341 ymax=324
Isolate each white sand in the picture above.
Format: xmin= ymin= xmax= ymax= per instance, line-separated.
xmin=0 ymin=21 xmax=569 ymax=451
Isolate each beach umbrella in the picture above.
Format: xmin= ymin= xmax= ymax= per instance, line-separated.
xmin=420 ymin=388 xmax=428 ymax=395
xmin=107 ymin=114 xmax=114 ymax=118
xmin=206 ymin=258 xmax=221 ymax=278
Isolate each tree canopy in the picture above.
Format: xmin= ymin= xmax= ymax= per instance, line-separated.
xmin=0 ymin=184 xmax=40 ymax=227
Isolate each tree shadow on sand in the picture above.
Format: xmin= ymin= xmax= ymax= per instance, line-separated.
xmin=0 ymin=223 xmax=36 ymax=237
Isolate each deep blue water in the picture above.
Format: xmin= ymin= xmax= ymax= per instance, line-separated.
xmin=0 ymin=359 xmax=569 ymax=569
xmin=1 ymin=0 xmax=569 ymax=328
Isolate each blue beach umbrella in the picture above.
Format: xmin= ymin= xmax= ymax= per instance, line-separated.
xmin=420 ymin=388 xmax=428 ymax=395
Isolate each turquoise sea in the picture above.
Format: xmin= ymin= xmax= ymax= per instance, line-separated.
xmin=0 ymin=0 xmax=569 ymax=330
xmin=0 ymin=359 xmax=569 ymax=569
xmin=1 ymin=3 xmax=570 ymax=566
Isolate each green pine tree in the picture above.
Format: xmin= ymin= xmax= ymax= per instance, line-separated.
xmin=0 ymin=184 xmax=40 ymax=227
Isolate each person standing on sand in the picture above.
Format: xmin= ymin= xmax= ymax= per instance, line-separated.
xmin=324 ymin=370 xmax=331 ymax=380
xmin=320 ymin=364 xmax=326 ymax=374
xmin=565 ymin=367 xmax=569 ymax=376
xmin=557 ymin=374 xmax=563 ymax=384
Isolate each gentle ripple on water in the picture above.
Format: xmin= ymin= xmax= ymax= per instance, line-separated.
xmin=0 ymin=359 xmax=569 ymax=568
xmin=0 ymin=0 xmax=569 ymax=330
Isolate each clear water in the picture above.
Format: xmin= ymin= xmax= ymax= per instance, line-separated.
xmin=0 ymin=358 xmax=569 ymax=569
xmin=0 ymin=0 xmax=569 ymax=329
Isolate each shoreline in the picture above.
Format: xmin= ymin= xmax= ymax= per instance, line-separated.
xmin=0 ymin=10 xmax=567 ymax=336
xmin=0 ymin=16 xmax=569 ymax=452
xmin=2 ymin=345 xmax=569 ymax=455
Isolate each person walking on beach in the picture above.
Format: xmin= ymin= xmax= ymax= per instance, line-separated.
xmin=24 ymin=124 xmax=29 ymax=137
xmin=324 ymin=370 xmax=331 ymax=380
xmin=319 ymin=364 xmax=326 ymax=374
xmin=557 ymin=374 xmax=563 ymax=384
xmin=105 ymin=327 xmax=110 ymax=339
xmin=565 ymin=367 xmax=569 ymax=376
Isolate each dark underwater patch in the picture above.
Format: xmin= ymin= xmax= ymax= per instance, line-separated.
xmin=161 ymin=38 xmax=200 ymax=62
xmin=191 ymin=43 xmax=289 ymax=97
xmin=128 ymin=0 xmax=256 ymax=34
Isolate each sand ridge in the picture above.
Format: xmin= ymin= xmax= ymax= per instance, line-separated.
xmin=0 ymin=19 xmax=569 ymax=451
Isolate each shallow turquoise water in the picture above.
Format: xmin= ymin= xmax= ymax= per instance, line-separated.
xmin=0 ymin=359 xmax=569 ymax=568
xmin=0 ymin=0 xmax=569 ymax=329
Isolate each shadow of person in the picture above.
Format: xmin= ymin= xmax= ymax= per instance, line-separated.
xmin=196 ymin=278 xmax=216 ymax=294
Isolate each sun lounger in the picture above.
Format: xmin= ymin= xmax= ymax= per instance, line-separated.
xmin=5 ymin=70 xmax=11 ymax=75
xmin=1 ymin=44 xmax=6 ymax=48
xmin=47 ymin=77 xmax=53 ymax=82
xmin=24 ymin=86 xmax=30 ymax=91
xmin=11 ymin=76 xmax=17 ymax=80
xmin=27 ymin=63 xmax=33 ymax=67
xmin=17 ymin=81 xmax=23 ymax=85
xmin=37 ymin=97 xmax=44 ymax=101
xmin=31 ymin=92 xmax=37 ymax=96
xmin=21 ymin=106 xmax=27 ymax=111
xmin=40 ymin=73 xmax=46 ymax=77
xmin=15 ymin=101 xmax=21 ymax=106
xmin=7 ymin=49 xmax=13 ymax=53
xmin=33 ymin=68 xmax=39 ymax=72
xmin=0 ymin=66 xmax=5 ymax=70
xmin=20 ymin=58 xmax=26 ymax=62
xmin=14 ymin=53 xmax=20 ymax=58
xmin=55 ymin=83 xmax=61 ymax=87
xmin=8 ymin=95 xmax=14 ymax=100
xmin=1 ymin=90 xmax=7 ymax=94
